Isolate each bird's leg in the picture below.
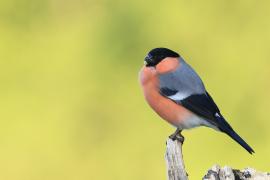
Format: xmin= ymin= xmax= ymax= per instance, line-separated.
xmin=169 ymin=128 xmax=184 ymax=143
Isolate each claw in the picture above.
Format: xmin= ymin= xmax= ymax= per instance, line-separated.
xmin=169 ymin=129 xmax=185 ymax=143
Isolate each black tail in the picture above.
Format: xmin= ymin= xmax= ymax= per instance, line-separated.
xmin=215 ymin=116 xmax=255 ymax=154
xmin=225 ymin=129 xmax=255 ymax=154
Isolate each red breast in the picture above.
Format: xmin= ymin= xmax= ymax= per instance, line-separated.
xmin=139 ymin=58 xmax=192 ymax=126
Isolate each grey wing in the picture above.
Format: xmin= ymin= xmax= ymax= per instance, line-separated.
xmin=159 ymin=59 xmax=206 ymax=102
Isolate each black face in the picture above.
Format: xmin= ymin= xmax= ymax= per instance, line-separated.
xmin=144 ymin=48 xmax=180 ymax=67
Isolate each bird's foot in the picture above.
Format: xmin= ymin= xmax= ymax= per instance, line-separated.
xmin=169 ymin=129 xmax=185 ymax=143
xmin=169 ymin=133 xmax=185 ymax=143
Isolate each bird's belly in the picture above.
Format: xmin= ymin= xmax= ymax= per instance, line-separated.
xmin=179 ymin=115 xmax=207 ymax=129
xmin=145 ymin=91 xmax=216 ymax=130
xmin=179 ymin=115 xmax=219 ymax=130
xmin=144 ymin=91 xmax=192 ymax=127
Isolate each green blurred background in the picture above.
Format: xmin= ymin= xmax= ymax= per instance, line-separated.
xmin=0 ymin=0 xmax=269 ymax=179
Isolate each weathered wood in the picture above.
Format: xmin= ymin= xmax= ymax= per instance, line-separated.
xmin=165 ymin=137 xmax=188 ymax=180
xmin=164 ymin=136 xmax=269 ymax=180
xmin=203 ymin=165 xmax=270 ymax=180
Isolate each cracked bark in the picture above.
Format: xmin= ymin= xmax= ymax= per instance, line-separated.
xmin=164 ymin=137 xmax=269 ymax=180
xmin=165 ymin=137 xmax=188 ymax=180
xmin=203 ymin=165 xmax=270 ymax=180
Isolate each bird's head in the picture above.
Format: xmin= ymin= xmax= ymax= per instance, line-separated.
xmin=144 ymin=48 xmax=180 ymax=67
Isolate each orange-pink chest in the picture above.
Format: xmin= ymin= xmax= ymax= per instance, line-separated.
xmin=139 ymin=58 xmax=192 ymax=126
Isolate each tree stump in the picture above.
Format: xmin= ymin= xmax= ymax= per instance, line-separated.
xmin=165 ymin=137 xmax=188 ymax=180
xmin=203 ymin=165 xmax=270 ymax=180
xmin=164 ymin=136 xmax=269 ymax=180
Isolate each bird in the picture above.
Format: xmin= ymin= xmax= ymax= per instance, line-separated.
xmin=139 ymin=47 xmax=254 ymax=154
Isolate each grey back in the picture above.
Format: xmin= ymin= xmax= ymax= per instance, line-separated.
xmin=158 ymin=57 xmax=206 ymax=101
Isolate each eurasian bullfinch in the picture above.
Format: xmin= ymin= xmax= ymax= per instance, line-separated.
xmin=139 ymin=47 xmax=254 ymax=154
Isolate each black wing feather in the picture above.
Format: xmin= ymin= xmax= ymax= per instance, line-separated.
xmin=205 ymin=91 xmax=220 ymax=113
xmin=160 ymin=87 xmax=178 ymax=96
xmin=178 ymin=92 xmax=254 ymax=153
xmin=179 ymin=92 xmax=219 ymax=123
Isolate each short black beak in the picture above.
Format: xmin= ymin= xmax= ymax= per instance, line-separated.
xmin=144 ymin=56 xmax=153 ymax=67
